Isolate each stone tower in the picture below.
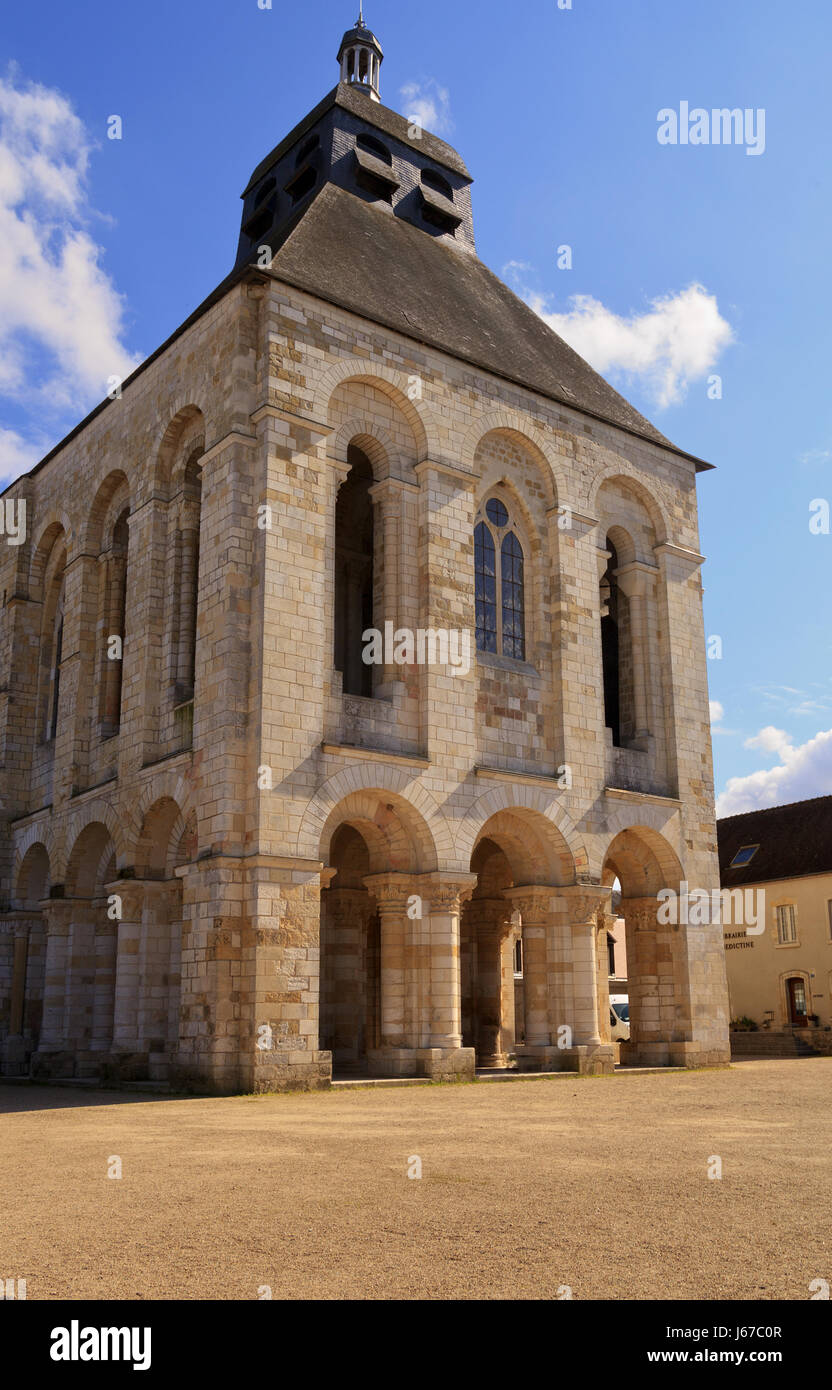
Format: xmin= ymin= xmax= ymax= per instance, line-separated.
xmin=0 ymin=14 xmax=730 ymax=1092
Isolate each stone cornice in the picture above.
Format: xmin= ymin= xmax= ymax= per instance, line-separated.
xmin=250 ymin=405 xmax=333 ymax=437
xmin=321 ymin=742 xmax=430 ymax=770
xmin=413 ymin=458 xmax=477 ymax=488
xmin=199 ymin=430 xmax=258 ymax=466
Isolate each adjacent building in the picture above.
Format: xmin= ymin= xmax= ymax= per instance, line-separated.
xmin=718 ymin=796 xmax=832 ymax=1038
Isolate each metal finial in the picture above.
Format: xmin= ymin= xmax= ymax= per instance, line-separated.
xmin=358 ymin=2 xmax=364 ymax=25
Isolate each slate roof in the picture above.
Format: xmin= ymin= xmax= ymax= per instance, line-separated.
xmin=263 ymin=181 xmax=704 ymax=462
xmin=9 ymin=87 xmax=713 ymax=488
xmin=243 ymin=83 xmax=470 ymax=195
xmin=717 ymin=796 xmax=832 ymax=887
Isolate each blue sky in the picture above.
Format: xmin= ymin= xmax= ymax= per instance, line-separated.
xmin=2 ymin=0 xmax=831 ymax=813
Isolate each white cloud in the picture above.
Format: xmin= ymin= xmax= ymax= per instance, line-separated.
xmin=798 ymin=447 xmax=832 ymax=465
xmin=716 ymin=727 xmax=832 ymax=817
xmin=744 ymin=726 xmax=795 ymax=759
xmin=514 ymin=279 xmax=733 ymax=408
xmin=0 ymin=69 xmax=141 ymax=482
xmin=399 ymin=79 xmax=452 ymax=136
xmin=710 ymin=700 xmax=724 ymax=724
xmin=0 ymin=425 xmax=51 ymax=487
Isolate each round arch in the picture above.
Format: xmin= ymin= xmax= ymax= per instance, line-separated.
xmin=152 ymin=403 xmax=208 ymax=496
xmin=56 ymin=802 xmax=129 ymax=884
xmin=13 ymin=842 xmax=51 ymax=909
xmin=123 ymin=771 xmax=194 ymax=862
xmin=330 ymin=418 xmax=397 ymax=478
xmin=313 ymin=359 xmax=434 ymax=459
xmin=299 ymin=764 xmax=451 ymax=872
xmin=12 ymin=824 xmax=56 ymax=893
xmin=593 ymin=804 xmax=684 ymax=886
xmin=467 ymin=417 xmax=563 ymax=510
xmin=457 ymin=784 xmax=584 ymax=884
xmin=84 ymin=470 xmax=131 ymax=553
xmin=29 ymin=517 xmax=72 ymax=601
xmin=64 ymin=822 xmax=117 ymax=899
xmin=133 ymin=796 xmax=191 ymax=880
xmin=589 ymin=466 xmax=671 ymax=549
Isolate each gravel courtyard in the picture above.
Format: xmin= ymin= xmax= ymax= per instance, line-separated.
xmin=1 ymin=1059 xmax=829 ymax=1301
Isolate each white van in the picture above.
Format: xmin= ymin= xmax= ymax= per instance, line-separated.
xmin=609 ymin=996 xmax=630 ymax=1042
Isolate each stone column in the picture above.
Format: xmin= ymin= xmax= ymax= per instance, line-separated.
xmin=412 ymin=873 xmax=477 ymax=1080
xmin=237 ymin=855 xmax=332 ymax=1095
xmin=596 ymin=907 xmax=615 ymax=1046
xmin=137 ymin=880 xmax=178 ymax=1076
xmin=558 ymin=886 xmax=616 ymax=1075
xmin=614 ymin=563 xmax=658 ymax=745
xmin=368 ymin=480 xmax=400 ymax=693
xmin=620 ymin=896 xmax=688 ymax=1066
xmin=548 ymin=508 xmax=608 ymax=809
xmin=90 ymin=899 xmax=117 ymax=1057
xmin=107 ymin=881 xmax=145 ymax=1077
xmin=320 ymin=884 xmax=369 ymax=1065
xmin=63 ymin=900 xmax=98 ymax=1074
xmin=363 ymin=874 xmax=409 ymax=1047
xmin=34 ymin=899 xmax=75 ymax=1075
xmin=465 ymin=896 xmax=513 ymax=1068
xmin=503 ymin=886 xmax=556 ymax=1068
xmin=0 ymin=913 xmax=38 ymax=1075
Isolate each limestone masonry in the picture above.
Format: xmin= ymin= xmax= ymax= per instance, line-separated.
xmin=0 ymin=15 xmax=730 ymax=1092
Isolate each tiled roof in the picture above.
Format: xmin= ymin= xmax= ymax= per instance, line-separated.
xmin=717 ymin=796 xmax=832 ymax=886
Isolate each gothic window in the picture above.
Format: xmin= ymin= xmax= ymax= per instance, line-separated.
xmin=334 ymin=445 xmax=375 ymax=698
xmin=474 ymin=496 xmax=525 ymax=660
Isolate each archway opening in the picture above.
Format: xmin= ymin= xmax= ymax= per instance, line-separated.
xmin=320 ymin=824 xmax=381 ymax=1076
xmin=602 ymin=826 xmax=688 ymax=1067
xmin=461 ymin=837 xmax=521 ymax=1069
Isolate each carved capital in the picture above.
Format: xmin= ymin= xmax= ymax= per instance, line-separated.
xmin=621 ymin=896 xmax=661 ymax=933
xmin=503 ymin=885 xmax=555 ymax=925
xmin=560 ymin=884 xmax=612 ymax=927
xmin=417 ymin=873 xmax=478 ymax=915
xmin=362 ymin=873 xmax=416 ymax=913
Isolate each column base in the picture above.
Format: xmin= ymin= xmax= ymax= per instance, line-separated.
xmin=366 ymin=1047 xmax=420 ymax=1078
xmin=242 ymin=1048 xmax=333 ymax=1094
xmin=416 ymin=1047 xmax=476 ymax=1082
xmin=30 ymin=1050 xmax=76 ymax=1079
xmin=620 ymin=1040 xmax=731 ymax=1068
xmin=515 ymin=1043 xmax=616 ymax=1075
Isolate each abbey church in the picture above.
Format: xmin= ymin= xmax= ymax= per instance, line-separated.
xmin=0 ymin=15 xmax=730 ymax=1091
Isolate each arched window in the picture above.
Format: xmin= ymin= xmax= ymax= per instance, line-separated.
xmin=101 ymin=508 xmax=129 ymax=736
xmin=600 ymin=539 xmax=621 ymax=746
xmin=474 ymin=496 xmax=525 ymax=660
xmin=421 ymin=168 xmax=454 ymax=200
xmin=37 ymin=537 xmax=67 ymax=746
xmin=357 ymin=133 xmax=392 ymax=164
xmin=175 ymin=450 xmax=202 ymax=703
xmin=47 ymin=603 xmax=64 ymax=742
xmin=334 ymin=445 xmax=375 ymax=698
